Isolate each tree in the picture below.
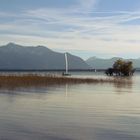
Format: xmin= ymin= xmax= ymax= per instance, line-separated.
xmin=113 ymin=59 xmax=134 ymax=76
xmin=113 ymin=59 xmax=124 ymax=76
xmin=105 ymin=59 xmax=135 ymax=76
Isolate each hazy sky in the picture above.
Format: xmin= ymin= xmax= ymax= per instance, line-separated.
xmin=0 ymin=0 xmax=140 ymax=59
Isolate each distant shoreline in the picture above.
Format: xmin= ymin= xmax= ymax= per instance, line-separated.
xmin=0 ymin=69 xmax=139 ymax=72
xmin=0 ymin=69 xmax=102 ymax=72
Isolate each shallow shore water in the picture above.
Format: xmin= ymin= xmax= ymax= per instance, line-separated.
xmin=0 ymin=72 xmax=140 ymax=140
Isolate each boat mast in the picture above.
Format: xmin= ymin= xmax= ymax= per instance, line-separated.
xmin=65 ymin=53 xmax=68 ymax=74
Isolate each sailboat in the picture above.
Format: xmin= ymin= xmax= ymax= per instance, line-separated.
xmin=62 ymin=53 xmax=71 ymax=76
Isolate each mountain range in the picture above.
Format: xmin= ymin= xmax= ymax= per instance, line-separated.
xmin=1 ymin=43 xmax=140 ymax=70
xmin=86 ymin=57 xmax=140 ymax=69
xmin=0 ymin=43 xmax=90 ymax=70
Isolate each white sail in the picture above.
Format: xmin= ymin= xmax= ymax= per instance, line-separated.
xmin=65 ymin=53 xmax=68 ymax=74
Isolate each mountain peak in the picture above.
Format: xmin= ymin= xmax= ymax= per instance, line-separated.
xmin=5 ymin=42 xmax=22 ymax=49
xmin=7 ymin=42 xmax=17 ymax=46
xmin=36 ymin=45 xmax=52 ymax=51
xmin=111 ymin=57 xmax=123 ymax=60
xmin=0 ymin=43 xmax=89 ymax=70
xmin=5 ymin=43 xmax=52 ymax=52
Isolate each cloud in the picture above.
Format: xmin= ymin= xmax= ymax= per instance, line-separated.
xmin=0 ymin=1 xmax=140 ymax=58
xmin=78 ymin=0 xmax=98 ymax=10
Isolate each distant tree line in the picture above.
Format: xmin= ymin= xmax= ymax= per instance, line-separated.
xmin=105 ymin=59 xmax=135 ymax=76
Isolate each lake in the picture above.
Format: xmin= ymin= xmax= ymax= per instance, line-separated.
xmin=0 ymin=72 xmax=140 ymax=140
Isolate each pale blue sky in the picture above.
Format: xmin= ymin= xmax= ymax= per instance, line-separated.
xmin=0 ymin=0 xmax=140 ymax=59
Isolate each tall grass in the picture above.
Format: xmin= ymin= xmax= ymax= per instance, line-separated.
xmin=0 ymin=74 xmax=132 ymax=89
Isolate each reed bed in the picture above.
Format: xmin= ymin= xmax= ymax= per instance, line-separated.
xmin=0 ymin=74 xmax=132 ymax=89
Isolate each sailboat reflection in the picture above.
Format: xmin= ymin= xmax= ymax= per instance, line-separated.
xmin=65 ymin=84 xmax=68 ymax=98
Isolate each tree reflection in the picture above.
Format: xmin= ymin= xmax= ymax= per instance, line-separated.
xmin=113 ymin=77 xmax=133 ymax=94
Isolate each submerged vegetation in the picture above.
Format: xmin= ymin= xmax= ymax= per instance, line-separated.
xmin=0 ymin=74 xmax=131 ymax=89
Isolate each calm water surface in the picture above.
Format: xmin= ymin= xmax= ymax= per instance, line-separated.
xmin=0 ymin=72 xmax=140 ymax=140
